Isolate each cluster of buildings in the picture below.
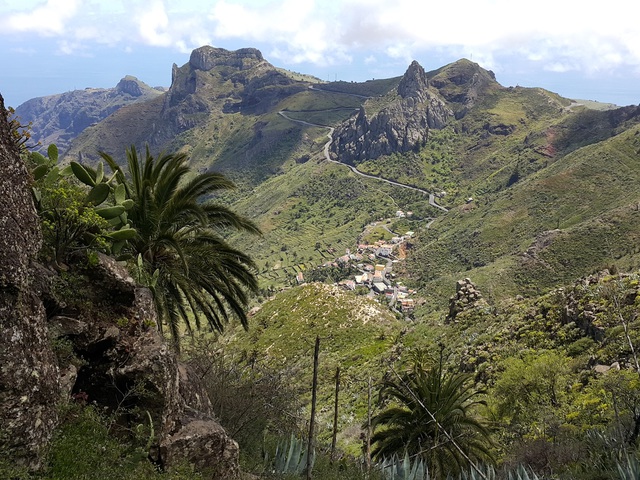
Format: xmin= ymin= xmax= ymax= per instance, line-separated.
xmin=295 ymin=231 xmax=417 ymax=315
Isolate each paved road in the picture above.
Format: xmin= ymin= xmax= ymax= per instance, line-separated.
xmin=278 ymin=111 xmax=448 ymax=212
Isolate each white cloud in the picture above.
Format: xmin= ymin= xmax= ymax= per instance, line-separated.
xmin=209 ymin=0 xmax=348 ymax=65
xmin=2 ymin=0 xmax=640 ymax=79
xmin=137 ymin=1 xmax=172 ymax=47
xmin=2 ymin=0 xmax=82 ymax=35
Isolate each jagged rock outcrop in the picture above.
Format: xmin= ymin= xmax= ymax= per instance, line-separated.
xmin=158 ymin=46 xmax=304 ymax=140
xmin=189 ymin=46 xmax=264 ymax=71
xmin=0 ymin=95 xmax=60 ymax=470
xmin=48 ymin=252 xmax=241 ymax=478
xmin=330 ymin=60 xmax=454 ymax=164
xmin=446 ymin=278 xmax=488 ymax=322
xmin=14 ymin=76 xmax=163 ymax=154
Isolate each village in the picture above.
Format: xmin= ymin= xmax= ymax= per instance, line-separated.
xmin=295 ymin=211 xmax=418 ymax=316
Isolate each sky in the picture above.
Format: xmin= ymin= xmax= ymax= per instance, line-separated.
xmin=1 ymin=0 xmax=639 ymax=108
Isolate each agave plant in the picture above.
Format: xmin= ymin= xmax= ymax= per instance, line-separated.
xmin=378 ymin=452 xmax=429 ymax=480
xmin=265 ymin=434 xmax=314 ymax=476
xmin=617 ymin=454 xmax=640 ymax=480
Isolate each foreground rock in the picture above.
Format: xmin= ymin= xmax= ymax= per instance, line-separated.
xmin=0 ymin=94 xmax=60 ymax=470
xmin=53 ymin=253 xmax=241 ymax=478
xmin=1 ymin=95 xmax=240 ymax=477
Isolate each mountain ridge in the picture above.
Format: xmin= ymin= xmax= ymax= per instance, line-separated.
xmin=13 ymin=45 xmax=640 ymax=303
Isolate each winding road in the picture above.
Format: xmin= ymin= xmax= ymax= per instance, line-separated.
xmin=278 ymin=110 xmax=448 ymax=212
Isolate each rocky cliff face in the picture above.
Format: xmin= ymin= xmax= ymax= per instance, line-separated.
xmin=51 ymin=253 xmax=241 ymax=477
xmin=14 ymin=76 xmax=163 ymax=154
xmin=330 ymin=60 xmax=454 ymax=164
xmin=156 ymin=46 xmax=305 ymax=143
xmin=0 ymin=94 xmax=60 ymax=470
xmin=1 ymin=95 xmax=240 ymax=476
xmin=330 ymin=59 xmax=502 ymax=164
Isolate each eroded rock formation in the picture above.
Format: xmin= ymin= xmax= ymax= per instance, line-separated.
xmin=50 ymin=252 xmax=242 ymax=479
xmin=446 ymin=278 xmax=488 ymax=322
xmin=330 ymin=60 xmax=453 ymax=164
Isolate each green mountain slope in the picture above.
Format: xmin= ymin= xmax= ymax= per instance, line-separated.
xmin=219 ymin=282 xmax=404 ymax=453
xmin=49 ymin=45 xmax=640 ymax=303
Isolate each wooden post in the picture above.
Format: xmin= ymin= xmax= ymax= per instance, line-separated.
xmin=306 ymin=336 xmax=320 ymax=480
xmin=366 ymin=375 xmax=372 ymax=477
xmin=330 ymin=366 xmax=340 ymax=462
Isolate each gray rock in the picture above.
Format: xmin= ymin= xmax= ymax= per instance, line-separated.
xmin=50 ymin=316 xmax=88 ymax=336
xmin=330 ymin=60 xmax=453 ymax=164
xmin=0 ymin=94 xmax=60 ymax=470
xmin=161 ymin=420 xmax=240 ymax=479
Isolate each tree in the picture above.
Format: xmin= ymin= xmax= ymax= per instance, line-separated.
xmin=99 ymin=146 xmax=260 ymax=348
xmin=370 ymin=355 xmax=493 ymax=478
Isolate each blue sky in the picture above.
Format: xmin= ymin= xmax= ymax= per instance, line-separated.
xmin=1 ymin=0 xmax=639 ymax=108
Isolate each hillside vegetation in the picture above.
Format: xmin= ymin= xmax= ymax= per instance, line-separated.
xmin=12 ymin=45 xmax=640 ymax=478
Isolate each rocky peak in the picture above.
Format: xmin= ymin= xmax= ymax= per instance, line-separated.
xmin=429 ymin=58 xmax=499 ymax=110
xmin=397 ymin=60 xmax=429 ymax=99
xmin=189 ymin=45 xmax=264 ymax=72
xmin=115 ymin=75 xmax=146 ymax=97
xmin=330 ymin=59 xmax=453 ymax=164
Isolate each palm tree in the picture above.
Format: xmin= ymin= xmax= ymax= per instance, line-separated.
xmin=370 ymin=355 xmax=493 ymax=478
xmin=100 ymin=146 xmax=260 ymax=348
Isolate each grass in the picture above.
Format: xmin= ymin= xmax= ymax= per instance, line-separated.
xmin=219 ymin=283 xmax=404 ymax=455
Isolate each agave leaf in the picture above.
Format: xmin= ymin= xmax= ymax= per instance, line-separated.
xmin=402 ymin=452 xmax=410 ymax=478
xmin=284 ymin=433 xmax=296 ymax=473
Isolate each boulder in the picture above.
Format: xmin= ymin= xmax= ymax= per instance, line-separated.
xmin=58 ymin=252 xmax=240 ymax=478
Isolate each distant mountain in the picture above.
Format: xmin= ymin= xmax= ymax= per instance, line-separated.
xmin=14 ymin=76 xmax=164 ymax=154
xmin=17 ymin=44 xmax=640 ymax=301
xmin=64 ymin=46 xmax=311 ymax=182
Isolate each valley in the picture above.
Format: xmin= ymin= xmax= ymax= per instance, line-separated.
xmin=4 ymin=44 xmax=640 ymax=480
